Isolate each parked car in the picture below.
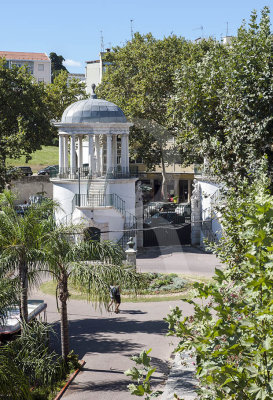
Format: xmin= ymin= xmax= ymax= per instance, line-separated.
xmin=145 ymin=211 xmax=185 ymax=226
xmin=7 ymin=166 xmax=33 ymax=178
xmin=175 ymin=203 xmax=191 ymax=217
xmin=37 ymin=165 xmax=59 ymax=176
xmin=14 ymin=204 xmax=29 ymax=216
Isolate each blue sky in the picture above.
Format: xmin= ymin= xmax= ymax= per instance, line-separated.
xmin=1 ymin=0 xmax=270 ymax=73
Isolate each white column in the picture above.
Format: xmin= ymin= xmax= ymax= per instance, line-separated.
xmin=112 ymin=135 xmax=117 ymax=168
xmin=106 ymin=134 xmax=112 ymax=173
xmin=188 ymin=179 xmax=192 ymax=201
xmin=95 ymin=135 xmax=101 ymax=176
xmin=88 ymin=134 xmax=94 ymax=176
xmin=64 ymin=136 xmax=68 ymax=170
xmin=70 ymin=135 xmax=76 ymax=175
xmin=78 ymin=136 xmax=83 ymax=169
xmin=100 ymin=138 xmax=104 ymax=175
xmin=121 ymin=134 xmax=127 ymax=171
xmin=125 ymin=134 xmax=130 ymax=170
xmin=59 ymin=135 xmax=64 ymax=173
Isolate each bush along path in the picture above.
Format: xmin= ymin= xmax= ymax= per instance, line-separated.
xmin=164 ymin=184 xmax=273 ymax=399
xmin=0 ymin=321 xmax=80 ymax=400
xmin=125 ymin=182 xmax=273 ymax=399
xmin=40 ymin=272 xmax=193 ymax=303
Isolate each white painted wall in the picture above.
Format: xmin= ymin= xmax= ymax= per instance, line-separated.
xmin=53 ymin=180 xmax=87 ymax=223
xmin=72 ymin=206 xmax=124 ymax=242
xmin=198 ymin=180 xmax=222 ymax=242
xmin=107 ymin=179 xmax=137 ymax=215
xmin=85 ymin=62 xmax=100 ymax=94
xmin=33 ymin=60 xmax=51 ymax=84
xmin=53 ymin=176 xmax=136 ymax=244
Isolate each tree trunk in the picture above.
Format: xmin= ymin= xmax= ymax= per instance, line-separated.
xmin=19 ymin=261 xmax=28 ymax=325
xmin=59 ymin=272 xmax=70 ymax=362
xmin=160 ymin=151 xmax=168 ymax=201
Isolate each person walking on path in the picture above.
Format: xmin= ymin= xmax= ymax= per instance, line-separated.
xmin=108 ymin=284 xmax=121 ymax=313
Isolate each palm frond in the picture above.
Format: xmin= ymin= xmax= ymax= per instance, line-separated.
xmin=70 ymin=261 xmax=142 ymax=307
xmin=0 ymin=346 xmax=32 ymax=399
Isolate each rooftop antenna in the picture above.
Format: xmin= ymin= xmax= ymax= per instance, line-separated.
xmin=100 ymin=30 xmax=105 ymax=53
xmin=193 ymin=25 xmax=204 ymax=38
xmin=226 ymin=22 xmax=229 ymax=36
xmin=130 ymin=19 xmax=134 ymax=40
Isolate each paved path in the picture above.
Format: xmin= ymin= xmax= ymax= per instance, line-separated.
xmin=31 ymin=289 xmax=193 ymax=400
xmin=30 ymin=246 xmax=218 ymax=399
xmin=137 ymin=245 xmax=220 ymax=276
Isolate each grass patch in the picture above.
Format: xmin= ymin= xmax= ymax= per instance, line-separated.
xmin=40 ymin=272 xmax=208 ymax=303
xmin=7 ymin=146 xmax=59 ymax=173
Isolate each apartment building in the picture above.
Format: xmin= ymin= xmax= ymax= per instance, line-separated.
xmin=0 ymin=51 xmax=51 ymax=84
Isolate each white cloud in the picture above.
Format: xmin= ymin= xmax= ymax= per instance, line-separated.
xmin=63 ymin=59 xmax=82 ymax=68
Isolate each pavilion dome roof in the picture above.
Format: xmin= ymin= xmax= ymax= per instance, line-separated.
xmin=61 ymin=85 xmax=127 ymax=124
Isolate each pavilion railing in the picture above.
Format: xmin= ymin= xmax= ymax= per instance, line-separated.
xmin=51 ymin=165 xmax=139 ymax=180
xmin=72 ymin=193 xmax=126 ymax=214
xmin=106 ymin=166 xmax=139 ymax=179
xmin=51 ymin=166 xmax=91 ymax=179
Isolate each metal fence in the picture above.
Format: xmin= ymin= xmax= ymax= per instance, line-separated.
xmin=72 ymin=193 xmax=126 ymax=214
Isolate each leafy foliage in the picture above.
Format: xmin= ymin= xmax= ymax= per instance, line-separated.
xmin=125 ymin=349 xmax=162 ymax=399
xmin=0 ymin=345 xmax=32 ymax=399
xmin=173 ymin=7 xmax=273 ymax=188
xmin=0 ymin=277 xmax=19 ymax=326
xmin=97 ymin=34 xmax=206 ymax=198
xmin=0 ymin=190 xmax=56 ymax=323
xmin=0 ymin=321 xmax=77 ymax=399
xmin=0 ymin=59 xmax=54 ymax=189
xmin=49 ymin=52 xmax=68 ymax=82
xmin=45 ymin=70 xmax=87 ymax=123
xmin=9 ymin=321 xmax=65 ymax=388
xmin=40 ymin=224 xmax=144 ymax=361
xmin=165 ymin=182 xmax=273 ymax=399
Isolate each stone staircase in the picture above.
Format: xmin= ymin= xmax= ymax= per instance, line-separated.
xmin=87 ymin=179 xmax=107 ymax=207
xmin=88 ymin=179 xmax=106 ymax=196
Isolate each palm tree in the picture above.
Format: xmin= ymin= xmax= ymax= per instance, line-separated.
xmin=0 ymin=190 xmax=142 ymax=362
xmin=0 ymin=276 xmax=19 ymax=326
xmin=0 ymin=190 xmax=55 ymax=324
xmin=42 ymin=225 xmax=141 ymax=361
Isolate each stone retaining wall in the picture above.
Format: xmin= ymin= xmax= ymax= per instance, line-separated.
xmin=9 ymin=176 xmax=53 ymax=203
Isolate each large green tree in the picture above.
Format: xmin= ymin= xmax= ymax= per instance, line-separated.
xmin=42 ymin=228 xmax=141 ymax=361
xmin=0 ymin=191 xmax=142 ymax=362
xmin=0 ymin=60 xmax=53 ymax=189
xmin=97 ymin=34 xmax=205 ymax=199
xmin=172 ymin=7 xmax=273 ymax=188
xmin=49 ymin=52 xmax=68 ymax=82
xmin=0 ymin=191 xmax=55 ymax=324
xmin=45 ymin=70 xmax=87 ymax=123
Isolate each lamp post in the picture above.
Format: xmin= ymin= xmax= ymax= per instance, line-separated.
xmin=78 ymin=168 xmax=81 ymax=207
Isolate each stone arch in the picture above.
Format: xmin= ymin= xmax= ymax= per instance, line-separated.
xmin=83 ymin=226 xmax=101 ymax=242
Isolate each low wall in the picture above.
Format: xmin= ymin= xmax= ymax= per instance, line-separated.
xmin=9 ymin=176 xmax=53 ymax=204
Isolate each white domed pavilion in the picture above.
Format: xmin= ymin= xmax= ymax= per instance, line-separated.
xmin=52 ymin=86 xmax=137 ymax=246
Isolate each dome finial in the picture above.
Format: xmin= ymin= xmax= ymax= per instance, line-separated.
xmin=90 ymin=83 xmax=97 ymax=99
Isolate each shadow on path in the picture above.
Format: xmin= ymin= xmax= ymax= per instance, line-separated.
xmin=50 ymin=317 xmax=168 ymax=359
xmin=137 ymin=245 xmax=210 ymax=259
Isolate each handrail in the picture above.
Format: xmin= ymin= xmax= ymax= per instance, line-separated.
xmin=72 ymin=193 xmax=126 ymax=215
xmin=106 ymin=166 xmax=139 ymax=179
xmin=118 ymin=210 xmax=137 ymax=251
xmin=51 ymin=167 xmax=91 ymax=180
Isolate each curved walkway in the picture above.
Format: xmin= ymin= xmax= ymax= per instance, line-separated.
xmin=30 ymin=246 xmax=218 ymax=399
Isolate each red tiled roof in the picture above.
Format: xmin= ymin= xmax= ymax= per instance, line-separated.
xmin=0 ymin=51 xmax=50 ymax=61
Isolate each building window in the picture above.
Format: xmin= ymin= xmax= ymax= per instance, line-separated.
xmin=129 ymin=156 xmax=143 ymax=164
xmin=38 ymin=64 xmax=44 ymax=71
